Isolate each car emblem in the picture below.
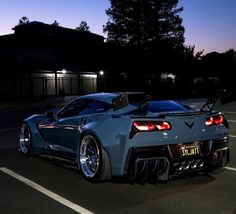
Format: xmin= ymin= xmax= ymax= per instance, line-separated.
xmin=185 ymin=121 xmax=194 ymax=129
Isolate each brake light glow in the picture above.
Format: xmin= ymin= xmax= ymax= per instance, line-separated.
xmin=205 ymin=115 xmax=224 ymax=126
xmin=214 ymin=115 xmax=224 ymax=125
xmin=133 ymin=121 xmax=171 ymax=132
xmin=205 ymin=117 xmax=214 ymax=126
xmin=156 ymin=121 xmax=171 ymax=130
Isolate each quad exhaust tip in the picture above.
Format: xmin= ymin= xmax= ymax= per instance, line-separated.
xmin=174 ymin=160 xmax=204 ymax=172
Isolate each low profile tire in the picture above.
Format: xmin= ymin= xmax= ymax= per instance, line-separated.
xmin=78 ymin=133 xmax=111 ymax=182
xmin=19 ymin=123 xmax=32 ymax=155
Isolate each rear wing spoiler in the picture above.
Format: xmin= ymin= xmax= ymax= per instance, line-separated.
xmin=200 ymin=89 xmax=236 ymax=112
xmin=112 ymin=93 xmax=129 ymax=111
xmin=200 ymin=97 xmax=218 ymax=112
xmin=112 ymin=92 xmax=148 ymax=111
xmin=111 ymin=89 xmax=236 ymax=112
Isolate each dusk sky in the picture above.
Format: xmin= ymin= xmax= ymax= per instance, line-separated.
xmin=0 ymin=0 xmax=235 ymax=54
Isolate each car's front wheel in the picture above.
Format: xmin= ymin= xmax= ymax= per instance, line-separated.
xmin=19 ymin=123 xmax=32 ymax=154
xmin=78 ymin=133 xmax=111 ymax=182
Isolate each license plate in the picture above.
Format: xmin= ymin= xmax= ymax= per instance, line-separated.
xmin=180 ymin=145 xmax=200 ymax=157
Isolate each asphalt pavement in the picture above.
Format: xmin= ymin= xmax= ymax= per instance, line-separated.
xmin=0 ymin=100 xmax=236 ymax=214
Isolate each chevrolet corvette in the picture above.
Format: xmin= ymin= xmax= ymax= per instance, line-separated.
xmin=19 ymin=92 xmax=230 ymax=182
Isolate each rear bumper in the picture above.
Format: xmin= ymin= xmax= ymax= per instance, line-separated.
xmin=124 ymin=137 xmax=229 ymax=181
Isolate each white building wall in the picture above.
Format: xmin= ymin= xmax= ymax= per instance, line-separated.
xmin=31 ymin=72 xmax=97 ymax=96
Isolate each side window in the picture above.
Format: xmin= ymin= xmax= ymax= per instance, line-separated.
xmin=57 ymin=99 xmax=111 ymax=118
xmin=57 ymin=99 xmax=89 ymax=118
xmin=79 ymin=100 xmax=112 ymax=116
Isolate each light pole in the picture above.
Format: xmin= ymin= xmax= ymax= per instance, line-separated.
xmin=99 ymin=70 xmax=104 ymax=92
xmin=55 ymin=69 xmax=67 ymax=96
xmin=55 ymin=70 xmax=58 ymax=96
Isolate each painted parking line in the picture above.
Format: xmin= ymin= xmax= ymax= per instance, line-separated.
xmin=224 ymin=166 xmax=236 ymax=172
xmin=230 ymin=135 xmax=236 ymax=138
xmin=0 ymin=127 xmax=18 ymax=132
xmin=0 ymin=167 xmax=93 ymax=214
xmin=228 ymin=120 xmax=236 ymax=123
xmin=223 ymin=111 xmax=236 ymax=114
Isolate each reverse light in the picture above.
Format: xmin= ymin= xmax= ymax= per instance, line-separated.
xmin=133 ymin=121 xmax=171 ymax=132
xmin=205 ymin=114 xmax=224 ymax=126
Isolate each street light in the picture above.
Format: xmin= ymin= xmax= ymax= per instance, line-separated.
xmin=55 ymin=69 xmax=66 ymax=97
xmin=99 ymin=70 xmax=105 ymax=91
xmin=99 ymin=70 xmax=104 ymax=76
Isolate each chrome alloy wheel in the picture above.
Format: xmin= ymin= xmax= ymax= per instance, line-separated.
xmin=19 ymin=124 xmax=31 ymax=154
xmin=80 ymin=135 xmax=100 ymax=178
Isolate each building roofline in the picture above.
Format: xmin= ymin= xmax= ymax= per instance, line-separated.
xmin=12 ymin=21 xmax=105 ymax=40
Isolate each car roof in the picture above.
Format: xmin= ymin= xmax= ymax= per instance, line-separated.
xmin=79 ymin=93 xmax=118 ymax=104
xmin=78 ymin=92 xmax=145 ymax=104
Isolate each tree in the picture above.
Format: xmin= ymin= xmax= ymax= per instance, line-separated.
xmin=76 ymin=21 xmax=90 ymax=32
xmin=183 ymin=45 xmax=204 ymax=60
xmin=104 ymin=0 xmax=185 ymax=50
xmin=18 ymin=16 xmax=29 ymax=25
xmin=51 ymin=20 xmax=60 ymax=26
xmin=224 ymin=49 xmax=236 ymax=61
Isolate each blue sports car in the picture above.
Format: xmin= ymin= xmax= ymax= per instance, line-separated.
xmin=19 ymin=92 xmax=230 ymax=182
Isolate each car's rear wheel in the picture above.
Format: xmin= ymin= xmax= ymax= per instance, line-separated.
xmin=19 ymin=123 xmax=32 ymax=154
xmin=78 ymin=133 xmax=111 ymax=182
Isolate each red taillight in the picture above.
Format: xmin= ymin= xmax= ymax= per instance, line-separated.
xmin=146 ymin=122 xmax=156 ymax=131
xmin=133 ymin=121 xmax=171 ymax=132
xmin=205 ymin=115 xmax=224 ymax=126
xmin=205 ymin=117 xmax=214 ymax=126
xmin=133 ymin=122 xmax=155 ymax=131
xmin=214 ymin=115 xmax=224 ymax=125
xmin=156 ymin=121 xmax=171 ymax=130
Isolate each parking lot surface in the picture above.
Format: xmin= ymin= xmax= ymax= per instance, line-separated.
xmin=0 ymin=101 xmax=236 ymax=214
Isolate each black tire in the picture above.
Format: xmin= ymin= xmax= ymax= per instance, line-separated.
xmin=19 ymin=123 xmax=32 ymax=155
xmin=77 ymin=132 xmax=111 ymax=182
